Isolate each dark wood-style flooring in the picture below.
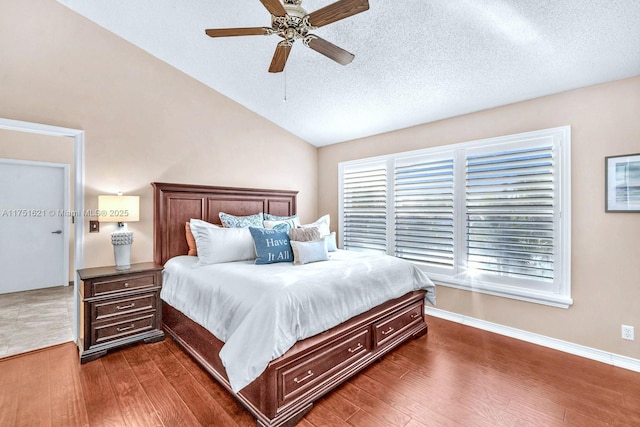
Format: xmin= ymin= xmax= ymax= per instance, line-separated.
xmin=1 ymin=316 xmax=639 ymax=426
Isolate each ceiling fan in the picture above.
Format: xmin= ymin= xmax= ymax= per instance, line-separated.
xmin=205 ymin=0 xmax=370 ymax=73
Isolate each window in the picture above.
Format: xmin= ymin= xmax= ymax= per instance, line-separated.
xmin=339 ymin=127 xmax=572 ymax=308
xmin=342 ymin=162 xmax=387 ymax=253
xmin=394 ymin=154 xmax=455 ymax=268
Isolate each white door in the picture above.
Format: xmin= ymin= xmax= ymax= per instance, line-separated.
xmin=0 ymin=159 xmax=69 ymax=294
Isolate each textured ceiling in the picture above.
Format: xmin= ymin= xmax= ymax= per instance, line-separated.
xmin=56 ymin=0 xmax=640 ymax=147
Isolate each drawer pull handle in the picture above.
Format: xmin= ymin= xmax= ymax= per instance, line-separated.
xmin=293 ymin=370 xmax=314 ymax=384
xmin=116 ymin=324 xmax=135 ymax=332
xmin=123 ymin=282 xmax=129 ymax=288
xmin=410 ymin=312 xmax=421 ymax=319
xmin=348 ymin=343 xmax=363 ymax=353
xmin=381 ymin=327 xmax=395 ymax=336
xmin=116 ymin=303 xmax=135 ymax=310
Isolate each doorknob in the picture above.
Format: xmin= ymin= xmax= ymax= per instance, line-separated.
xmin=51 ymin=230 xmax=62 ymax=234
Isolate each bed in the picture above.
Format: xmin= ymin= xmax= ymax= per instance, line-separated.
xmin=152 ymin=182 xmax=433 ymax=427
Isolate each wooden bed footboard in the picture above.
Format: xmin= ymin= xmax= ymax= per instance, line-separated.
xmin=163 ymin=290 xmax=427 ymax=427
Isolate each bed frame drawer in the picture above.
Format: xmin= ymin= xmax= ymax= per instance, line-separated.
xmin=278 ymin=327 xmax=371 ymax=405
xmin=92 ymin=293 xmax=157 ymax=321
xmin=374 ymin=301 xmax=424 ymax=348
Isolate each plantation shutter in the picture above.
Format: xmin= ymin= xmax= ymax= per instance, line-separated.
xmin=342 ymin=163 xmax=387 ymax=253
xmin=465 ymin=144 xmax=556 ymax=282
xmin=394 ymin=156 xmax=455 ymax=268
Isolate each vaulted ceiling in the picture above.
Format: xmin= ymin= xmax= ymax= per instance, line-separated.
xmin=57 ymin=0 xmax=640 ymax=147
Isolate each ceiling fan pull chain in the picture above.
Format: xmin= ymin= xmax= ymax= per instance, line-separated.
xmin=283 ymin=68 xmax=288 ymax=103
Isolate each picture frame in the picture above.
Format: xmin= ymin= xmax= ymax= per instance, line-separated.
xmin=605 ymin=153 xmax=640 ymax=212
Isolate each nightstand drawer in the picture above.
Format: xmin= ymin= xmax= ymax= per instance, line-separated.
xmin=92 ymin=293 xmax=157 ymax=321
xmin=92 ymin=273 xmax=157 ymax=296
xmin=92 ymin=313 xmax=156 ymax=345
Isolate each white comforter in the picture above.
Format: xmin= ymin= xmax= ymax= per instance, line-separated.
xmin=161 ymin=250 xmax=436 ymax=393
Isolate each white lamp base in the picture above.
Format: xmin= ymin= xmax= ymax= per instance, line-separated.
xmin=111 ymin=230 xmax=134 ymax=270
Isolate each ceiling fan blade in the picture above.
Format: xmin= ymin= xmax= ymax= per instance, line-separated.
xmin=205 ymin=27 xmax=272 ymax=38
xmin=269 ymin=42 xmax=292 ymax=73
xmin=307 ymin=0 xmax=369 ymax=28
xmin=306 ymin=36 xmax=354 ymax=65
xmin=260 ymin=0 xmax=287 ymax=17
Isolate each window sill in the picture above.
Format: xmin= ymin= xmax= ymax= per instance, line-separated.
xmin=428 ymin=274 xmax=573 ymax=309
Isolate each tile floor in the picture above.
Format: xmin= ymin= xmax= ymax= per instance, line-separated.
xmin=0 ymin=285 xmax=74 ymax=358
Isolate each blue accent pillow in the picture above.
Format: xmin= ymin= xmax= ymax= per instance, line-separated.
xmin=249 ymin=227 xmax=293 ymax=265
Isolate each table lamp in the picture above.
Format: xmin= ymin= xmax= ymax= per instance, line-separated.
xmin=98 ymin=194 xmax=140 ymax=270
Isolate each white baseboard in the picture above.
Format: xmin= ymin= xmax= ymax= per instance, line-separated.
xmin=425 ymin=307 xmax=640 ymax=373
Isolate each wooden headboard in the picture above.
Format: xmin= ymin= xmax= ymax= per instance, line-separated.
xmin=152 ymin=182 xmax=298 ymax=265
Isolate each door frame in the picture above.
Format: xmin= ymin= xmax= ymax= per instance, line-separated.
xmin=0 ymin=158 xmax=70 ymax=289
xmin=0 ymin=118 xmax=84 ymax=342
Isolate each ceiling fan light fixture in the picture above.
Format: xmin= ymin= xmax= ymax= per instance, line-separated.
xmin=205 ymin=0 xmax=370 ymax=72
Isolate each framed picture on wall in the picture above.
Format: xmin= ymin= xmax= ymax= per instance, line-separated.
xmin=605 ymin=153 xmax=640 ymax=212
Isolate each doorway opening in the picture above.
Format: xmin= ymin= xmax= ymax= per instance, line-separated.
xmin=0 ymin=118 xmax=84 ymax=357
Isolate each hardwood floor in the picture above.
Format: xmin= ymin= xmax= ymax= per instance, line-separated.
xmin=1 ymin=316 xmax=639 ymax=426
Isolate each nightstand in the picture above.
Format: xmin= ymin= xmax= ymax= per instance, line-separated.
xmin=77 ymin=262 xmax=164 ymax=363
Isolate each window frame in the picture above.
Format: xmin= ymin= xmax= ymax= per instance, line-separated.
xmin=338 ymin=126 xmax=572 ymax=308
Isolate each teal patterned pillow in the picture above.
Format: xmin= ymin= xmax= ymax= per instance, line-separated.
xmin=219 ymin=212 xmax=263 ymax=228
xmin=264 ymin=213 xmax=297 ymax=221
xmin=263 ymin=214 xmax=300 ymax=231
xmin=263 ymin=219 xmax=298 ymax=233
xmin=271 ymin=222 xmax=292 ymax=233
xmin=249 ymin=227 xmax=293 ymax=264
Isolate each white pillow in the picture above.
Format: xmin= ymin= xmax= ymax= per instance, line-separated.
xmin=187 ymin=219 xmax=220 ymax=256
xmin=189 ymin=218 xmax=220 ymax=231
xmin=301 ymin=214 xmax=330 ymax=238
xmin=291 ymin=239 xmax=329 ymax=265
xmin=324 ymin=232 xmax=338 ymax=252
xmin=189 ymin=220 xmax=255 ymax=266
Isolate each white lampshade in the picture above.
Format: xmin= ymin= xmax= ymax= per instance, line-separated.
xmin=98 ymin=195 xmax=140 ymax=222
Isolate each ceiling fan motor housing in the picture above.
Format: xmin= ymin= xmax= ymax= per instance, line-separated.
xmin=273 ymin=0 xmax=314 ymax=43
